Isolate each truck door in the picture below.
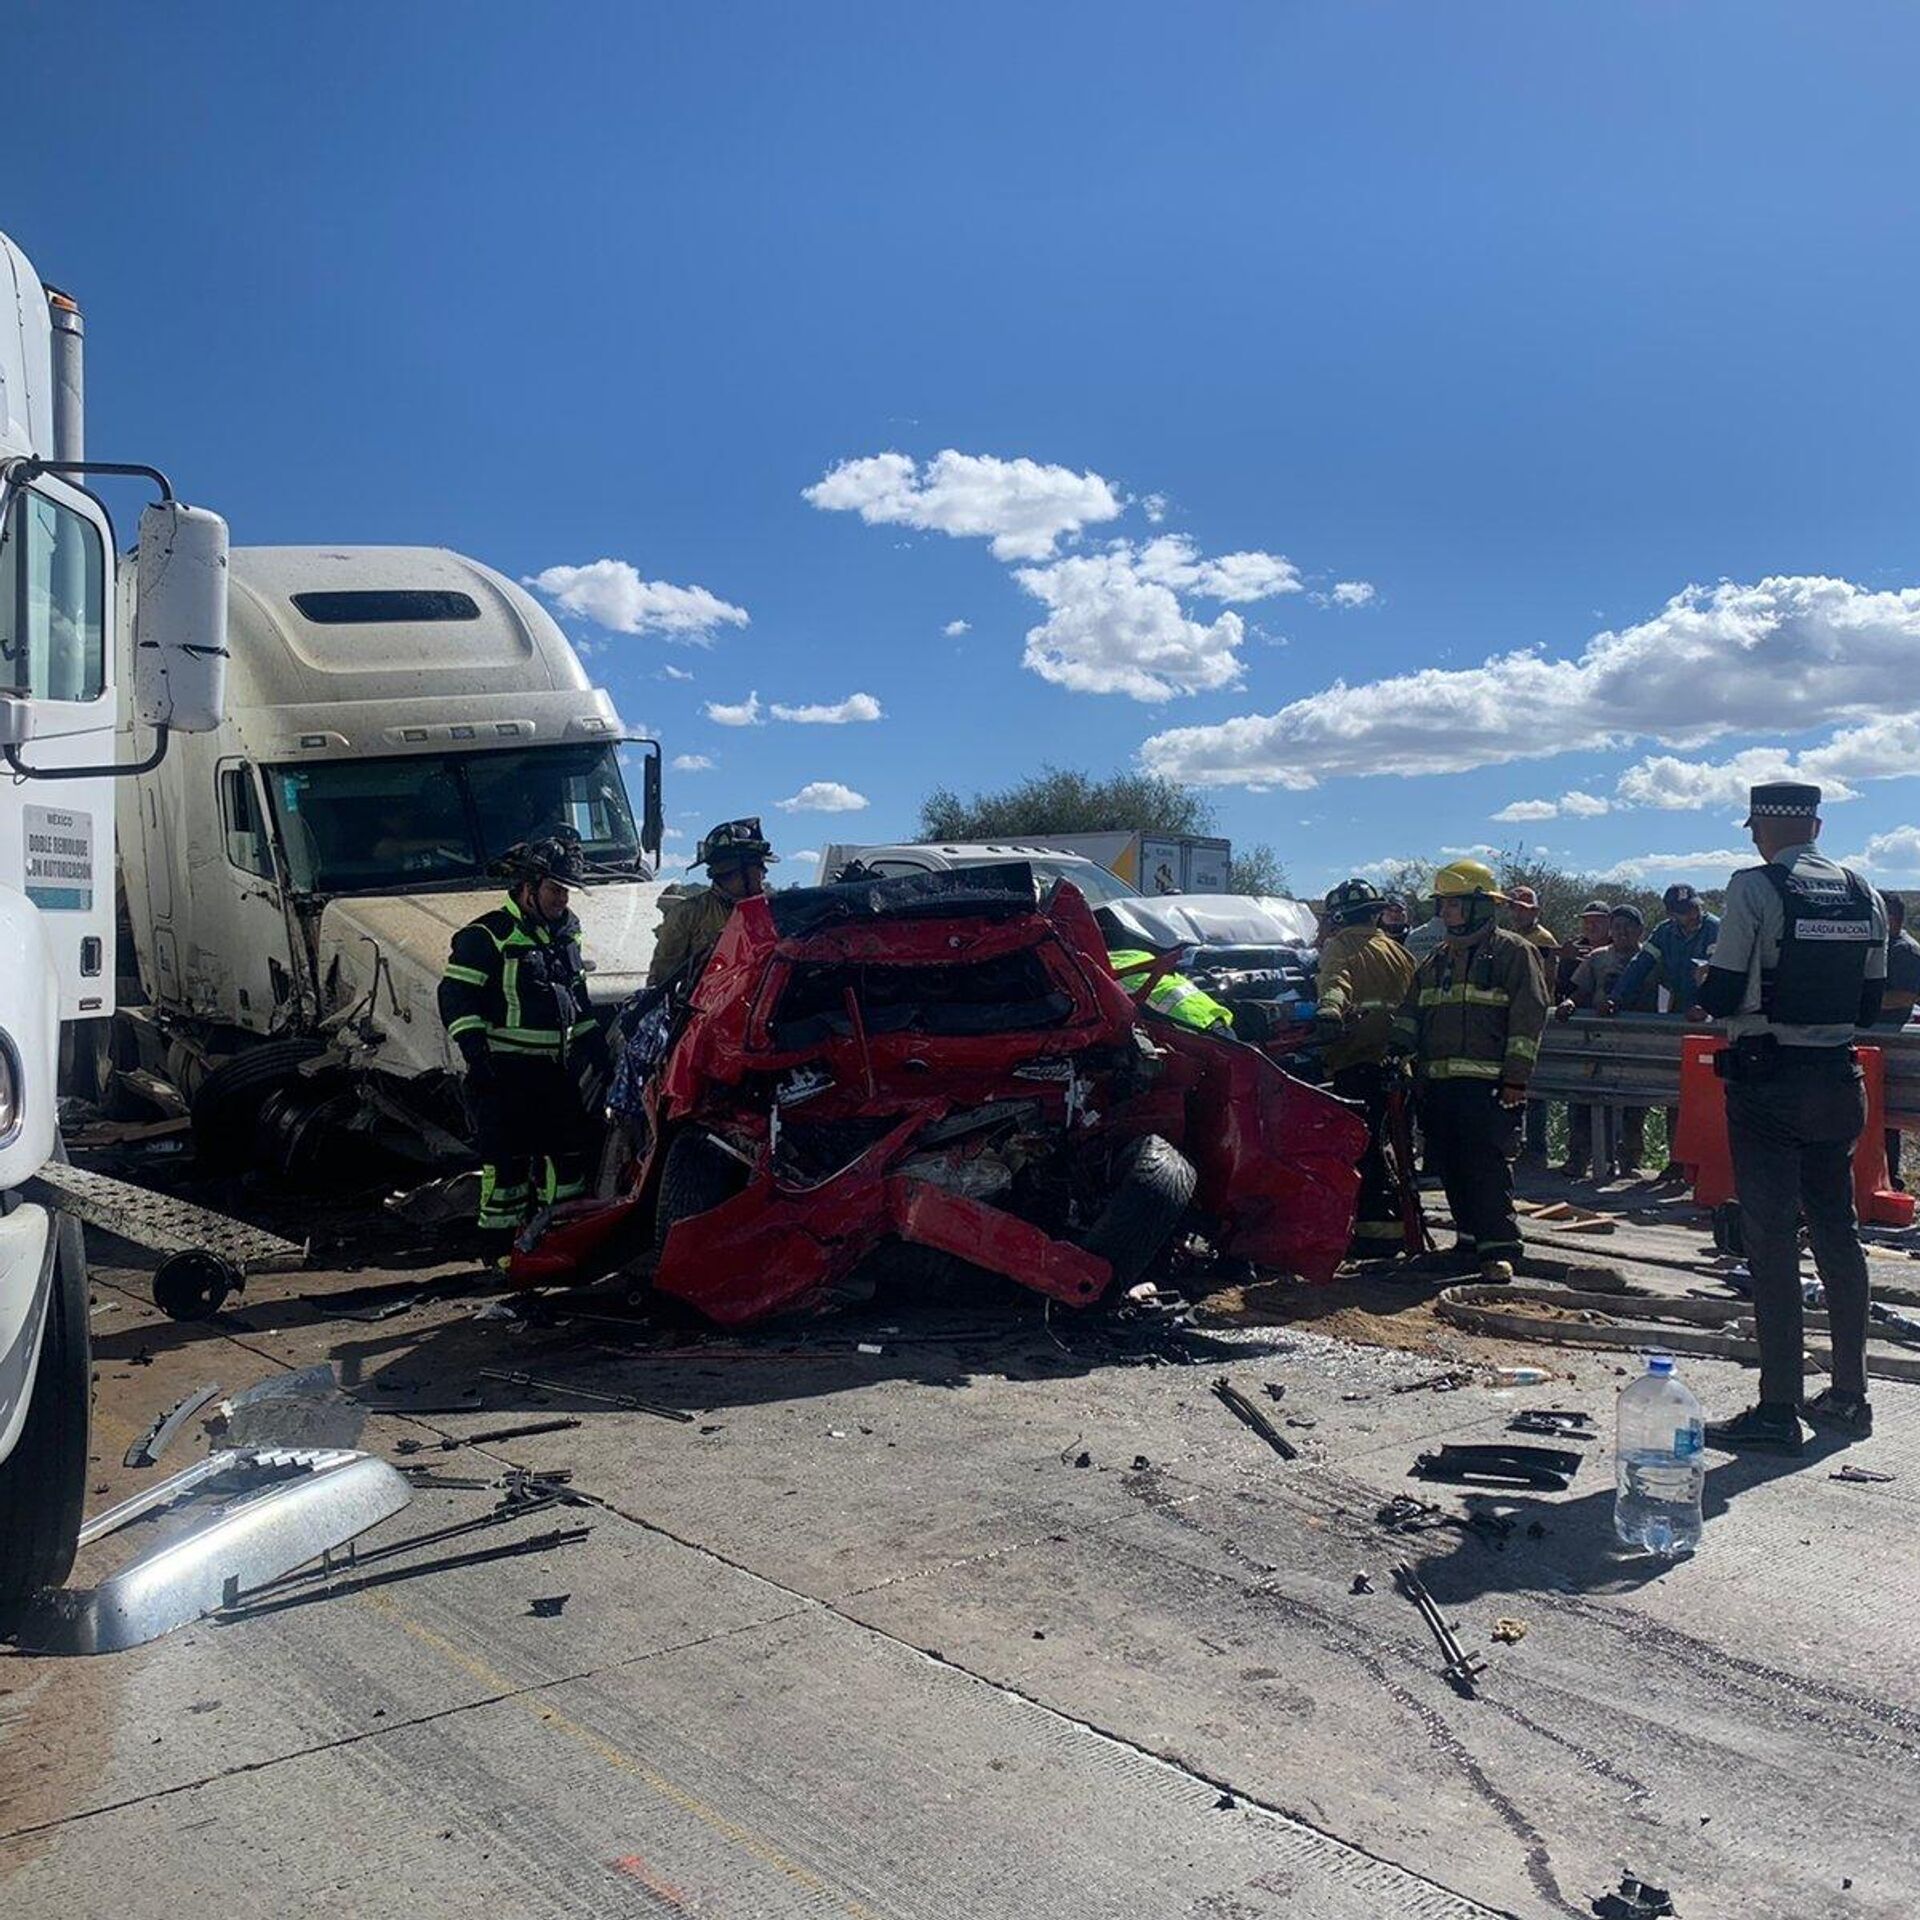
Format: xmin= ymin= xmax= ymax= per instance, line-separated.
xmin=210 ymin=759 xmax=304 ymax=1031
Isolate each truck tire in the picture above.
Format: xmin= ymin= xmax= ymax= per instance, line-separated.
xmin=654 ymin=1131 xmax=746 ymax=1253
xmin=1076 ymin=1134 xmax=1196 ymax=1289
xmin=0 ymin=1207 xmax=90 ymax=1613
xmin=190 ymin=1039 xmax=330 ymax=1172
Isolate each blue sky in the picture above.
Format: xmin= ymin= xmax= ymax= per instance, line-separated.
xmin=13 ymin=3 xmax=1920 ymax=897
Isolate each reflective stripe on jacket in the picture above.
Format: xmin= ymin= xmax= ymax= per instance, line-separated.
xmin=1392 ymin=924 xmax=1549 ymax=1086
xmin=1316 ymin=925 xmax=1417 ymax=1071
xmin=437 ymin=894 xmax=596 ymax=1059
xmin=1108 ymin=948 xmax=1236 ymax=1032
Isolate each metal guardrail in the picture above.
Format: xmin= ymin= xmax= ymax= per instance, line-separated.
xmin=1531 ymin=1015 xmax=1920 ymax=1133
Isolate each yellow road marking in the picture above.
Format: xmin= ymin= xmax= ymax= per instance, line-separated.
xmin=365 ymin=1592 xmax=879 ymax=1917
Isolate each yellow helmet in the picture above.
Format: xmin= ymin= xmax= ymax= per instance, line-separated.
xmin=1432 ymin=858 xmax=1506 ymax=903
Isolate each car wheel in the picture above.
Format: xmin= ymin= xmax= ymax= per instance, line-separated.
xmin=190 ymin=1039 xmax=331 ymax=1172
xmin=654 ymin=1130 xmax=747 ymax=1253
xmin=0 ymin=1205 xmax=90 ymax=1612
xmin=1076 ymin=1134 xmax=1197 ymax=1289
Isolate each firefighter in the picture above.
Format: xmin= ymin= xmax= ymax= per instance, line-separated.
xmin=1697 ymin=782 xmax=1888 ymax=1453
xmin=1098 ymin=913 xmax=1236 ymax=1032
xmin=438 ymin=834 xmax=607 ymax=1243
xmin=648 ymin=817 xmax=777 ymax=988
xmin=1313 ymin=878 xmax=1418 ymax=1256
xmin=1390 ymin=859 xmax=1550 ymax=1281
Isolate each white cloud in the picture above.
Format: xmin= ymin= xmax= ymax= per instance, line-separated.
xmin=1612 ymin=712 xmax=1920 ymax=810
xmin=672 ymin=753 xmax=714 ymax=772
xmin=1016 ymin=551 xmax=1248 ymax=702
xmin=663 ymin=827 xmax=685 ymax=840
xmin=1130 ymin=535 xmax=1303 ymax=604
xmin=776 ymin=781 xmax=869 ymax=814
xmin=1142 ymin=575 xmax=1920 ymax=790
xmin=1492 ymin=799 xmax=1562 ymax=823
xmin=1855 ymin=826 xmax=1920 ymax=880
xmin=1330 ymin=581 xmax=1376 ymax=608
xmin=803 ymin=449 xmax=1122 ymax=561
xmin=943 ymin=619 xmax=970 ymax=638
xmin=783 ymin=849 xmax=822 ymax=873
xmin=1560 ymin=791 xmax=1611 ymax=818
xmin=704 ymin=692 xmax=763 ymax=727
xmin=769 ymin=692 xmax=884 ymax=725
xmin=1440 ymin=843 xmax=1500 ymax=859
xmin=659 ymin=663 xmax=695 ymax=682
xmin=1600 ymin=849 xmax=1753 ymax=884
xmin=1141 ymin=493 xmax=1169 ymax=524
xmin=527 ymin=559 xmax=749 ymax=639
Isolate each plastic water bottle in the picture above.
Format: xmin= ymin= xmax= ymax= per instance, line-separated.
xmin=1614 ymin=1356 xmax=1705 ymax=1557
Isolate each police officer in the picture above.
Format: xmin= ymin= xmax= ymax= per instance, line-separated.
xmin=1697 ymin=783 xmax=1888 ymax=1453
xmin=438 ymin=835 xmax=607 ymax=1243
xmin=1314 ymin=879 xmax=1418 ymax=1256
xmin=1390 ymin=859 xmax=1549 ymax=1281
xmin=647 ymin=817 xmax=776 ymax=988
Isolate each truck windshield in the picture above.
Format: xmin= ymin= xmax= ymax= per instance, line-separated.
xmin=266 ymin=744 xmax=641 ymax=894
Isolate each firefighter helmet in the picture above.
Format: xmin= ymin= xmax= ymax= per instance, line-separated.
xmin=501 ymin=831 xmax=588 ymax=887
xmin=1432 ymin=858 xmax=1505 ymax=903
xmin=695 ymin=816 xmax=777 ymax=871
xmin=1323 ymin=877 xmax=1384 ymax=925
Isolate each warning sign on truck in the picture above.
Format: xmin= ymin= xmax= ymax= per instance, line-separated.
xmin=24 ymin=805 xmax=94 ymax=911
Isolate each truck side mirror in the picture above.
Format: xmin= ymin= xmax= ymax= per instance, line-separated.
xmin=134 ymin=501 xmax=229 ymax=734
xmin=642 ymin=747 xmax=663 ymax=862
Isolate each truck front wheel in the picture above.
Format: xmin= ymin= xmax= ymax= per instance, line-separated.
xmin=0 ymin=1207 xmax=90 ymax=1614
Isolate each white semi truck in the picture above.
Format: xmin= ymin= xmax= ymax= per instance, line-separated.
xmin=1 ymin=229 xmax=231 ymax=1603
xmin=112 ymin=546 xmax=666 ymax=1178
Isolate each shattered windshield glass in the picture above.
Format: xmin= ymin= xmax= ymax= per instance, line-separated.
xmin=267 ymin=744 xmax=640 ymax=894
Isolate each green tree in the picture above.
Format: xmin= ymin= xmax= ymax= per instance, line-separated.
xmin=1227 ymin=843 xmax=1289 ymax=896
xmin=918 ymin=766 xmax=1218 ymax=841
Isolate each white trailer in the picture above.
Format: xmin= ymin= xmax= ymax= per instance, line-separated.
xmin=0 ymin=229 xmax=231 ymax=1603
xmin=113 ymin=545 xmax=666 ymax=1175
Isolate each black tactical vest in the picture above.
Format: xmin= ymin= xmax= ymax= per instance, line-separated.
xmin=1757 ymin=862 xmax=1877 ymax=1026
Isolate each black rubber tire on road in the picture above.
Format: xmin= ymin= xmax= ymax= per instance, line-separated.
xmin=654 ymin=1130 xmax=747 ymax=1253
xmin=190 ymin=1038 xmax=331 ymax=1173
xmin=1076 ymin=1134 xmax=1197 ymax=1290
xmin=0 ymin=1206 xmax=90 ymax=1613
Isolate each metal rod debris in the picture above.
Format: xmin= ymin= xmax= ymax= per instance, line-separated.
xmin=1392 ymin=1561 xmax=1487 ymax=1696
xmin=1210 ymin=1376 xmax=1299 ymax=1461
xmin=478 ymin=1369 xmax=695 ymax=1424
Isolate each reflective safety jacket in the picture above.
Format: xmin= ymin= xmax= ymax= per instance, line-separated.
xmin=1108 ymin=948 xmax=1235 ymax=1032
xmin=1315 ymin=925 xmax=1417 ymax=1071
xmin=1391 ymin=924 xmax=1549 ymax=1087
xmin=438 ymin=894 xmax=597 ymax=1062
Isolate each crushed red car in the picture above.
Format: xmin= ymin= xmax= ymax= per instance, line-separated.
xmin=512 ymin=864 xmax=1366 ymax=1324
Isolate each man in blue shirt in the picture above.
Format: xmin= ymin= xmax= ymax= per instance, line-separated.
xmin=1615 ymin=884 xmax=1721 ymax=1181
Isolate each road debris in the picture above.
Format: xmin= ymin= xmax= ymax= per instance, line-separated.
xmin=478 ymin=1369 xmax=695 ymax=1423
xmin=1491 ymin=1616 xmax=1529 ymax=1644
xmin=1508 ymin=1409 xmax=1597 ymax=1440
xmin=1350 ymin=1571 xmax=1373 ymax=1594
xmin=1389 ymin=1367 xmax=1474 ymax=1395
xmin=1589 ymin=1872 xmax=1677 ymax=1918
xmin=1830 ymin=1464 xmax=1896 ymax=1484
xmin=123 ymin=1382 xmax=222 ymax=1469
xmin=23 ymin=1450 xmax=411 ymax=1655
xmin=392 ymin=1416 xmax=583 ymax=1456
xmin=1412 ymin=1443 xmax=1581 ymax=1491
xmin=528 ymin=1593 xmax=571 ymax=1618
xmin=1211 ymin=1376 xmax=1299 ymax=1461
xmin=1391 ymin=1562 xmax=1486 ymax=1696
xmin=1377 ymin=1494 xmax=1517 ymax=1548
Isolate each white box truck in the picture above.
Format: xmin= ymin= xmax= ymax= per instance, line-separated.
xmin=1 ymin=228 xmax=232 ymax=1603
xmin=112 ymin=546 xmax=667 ymax=1176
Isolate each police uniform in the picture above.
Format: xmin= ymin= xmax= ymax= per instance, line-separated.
xmin=438 ymin=872 xmax=604 ymax=1234
xmin=1315 ymin=916 xmax=1418 ymax=1252
xmin=1697 ymin=783 xmax=1888 ymax=1444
